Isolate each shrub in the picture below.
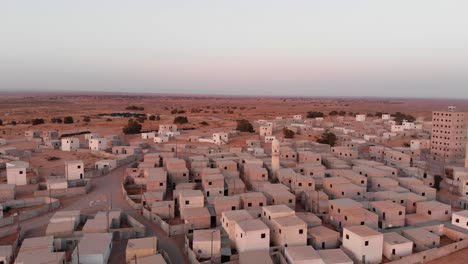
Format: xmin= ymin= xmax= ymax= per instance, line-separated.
xmin=0 ymin=119 xmax=2 ymax=126
xmin=10 ymin=120 xmax=17 ymax=126
xmin=236 ymin=119 xmax=254 ymax=132
xmin=306 ymin=111 xmax=324 ymax=118
xmin=63 ymin=116 xmax=74 ymax=124
xmin=106 ymin=118 xmax=112 ymax=122
xmin=170 ymin=109 xmax=178 ymax=114
xmin=82 ymin=116 xmax=91 ymax=122
xmin=317 ymin=132 xmax=337 ymax=146
xmin=148 ymin=115 xmax=156 ymax=121
xmin=329 ymin=111 xmax=338 ymax=116
xmin=338 ymin=111 xmax=346 ymax=116
xmin=174 ymin=116 xmax=188 ymax=124
xmin=283 ymin=128 xmax=295 ymax=138
xmin=46 ymin=156 xmax=61 ymax=161
xmin=122 ymin=119 xmax=142 ymax=134
xmin=156 ymin=115 xmax=161 ymax=121
xmin=51 ymin=117 xmax=63 ymax=123
xmin=31 ymin=118 xmax=45 ymax=125
xmin=200 ymin=121 xmax=209 ymax=126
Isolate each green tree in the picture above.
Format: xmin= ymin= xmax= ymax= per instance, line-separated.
xmin=63 ymin=116 xmax=74 ymax=124
xmin=148 ymin=115 xmax=156 ymax=121
xmin=306 ymin=111 xmax=324 ymax=118
xmin=236 ymin=119 xmax=254 ymax=132
xmin=122 ymin=119 xmax=142 ymax=134
xmin=329 ymin=111 xmax=338 ymax=116
xmin=0 ymin=119 xmax=2 ymax=126
xmin=283 ymin=128 xmax=295 ymax=138
xmin=174 ymin=116 xmax=189 ymax=124
xmin=338 ymin=111 xmax=346 ymax=116
xmin=317 ymin=132 xmax=337 ymax=146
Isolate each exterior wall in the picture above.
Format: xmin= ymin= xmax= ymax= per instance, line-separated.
xmin=383 ymin=241 xmax=413 ymax=260
xmin=89 ymin=138 xmax=107 ymax=151
xmin=343 ymin=229 xmax=383 ymax=264
xmin=66 ymin=162 xmax=84 ymax=180
xmin=451 ymin=212 xmax=468 ymax=230
xmin=61 ymin=138 xmax=80 ymax=151
xmin=6 ymin=167 xmax=27 ymax=186
xmin=235 ymin=225 xmax=269 ymax=253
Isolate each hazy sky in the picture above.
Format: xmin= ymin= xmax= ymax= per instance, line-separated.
xmin=1 ymin=1 xmax=468 ymax=98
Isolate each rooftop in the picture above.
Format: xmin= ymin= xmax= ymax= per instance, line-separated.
xmin=345 ymin=225 xmax=382 ymax=237
xmin=237 ymin=219 xmax=269 ymax=232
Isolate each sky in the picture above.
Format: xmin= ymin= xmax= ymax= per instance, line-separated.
xmin=1 ymin=0 xmax=468 ymax=98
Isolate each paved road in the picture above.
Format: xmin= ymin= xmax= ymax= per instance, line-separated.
xmin=1 ymin=164 xmax=188 ymax=264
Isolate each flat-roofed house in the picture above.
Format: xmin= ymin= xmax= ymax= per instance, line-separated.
xmin=125 ymin=236 xmax=158 ymax=262
xmin=178 ymin=190 xmax=204 ymax=219
xmin=239 ymin=192 xmax=266 ymax=211
xmin=284 ymin=245 xmax=324 ymax=264
xmin=452 ymin=210 xmax=468 ymax=230
xmin=183 ymin=207 xmax=211 ymax=230
xmin=193 ymin=229 xmax=221 ymax=261
xmin=6 ymin=161 xmax=29 ymax=186
xmin=402 ymin=227 xmax=440 ymax=250
xmin=270 ymin=215 xmax=307 ymax=249
xmin=342 ymin=225 xmax=383 ymax=264
xmin=221 ymin=210 xmax=253 ymax=249
xmin=317 ymin=249 xmax=353 ymax=264
xmin=370 ymin=200 xmax=405 ymax=229
xmin=16 ymin=236 xmax=65 ymax=264
xmin=308 ymin=225 xmax=340 ymax=250
xmin=383 ymin=232 xmax=413 ymax=261
xmin=416 ymin=200 xmax=451 ymax=221
xmin=291 ymin=174 xmax=315 ymax=198
xmin=89 ymin=138 xmax=107 ymax=151
xmin=71 ymin=233 xmax=113 ymax=264
xmin=61 ymin=137 xmax=79 ymax=151
xmin=65 ymin=160 xmax=84 ymax=180
xmin=235 ymin=219 xmax=270 ymax=253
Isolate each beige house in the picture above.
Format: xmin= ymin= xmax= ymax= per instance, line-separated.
xmin=270 ymin=215 xmax=307 ymax=249
xmin=125 ymin=236 xmax=158 ymax=262
xmin=178 ymin=190 xmax=204 ymax=219
xmin=6 ymin=161 xmax=29 ymax=186
xmin=193 ymin=229 xmax=221 ymax=261
xmin=284 ymin=245 xmax=324 ymax=264
xmin=383 ymin=232 xmax=413 ymax=261
xmin=370 ymin=200 xmax=405 ymax=229
xmin=342 ymin=225 xmax=383 ymax=264
xmin=452 ymin=210 xmax=468 ymax=230
xmin=61 ymin=137 xmax=79 ymax=151
xmin=234 ymin=219 xmax=270 ymax=253
xmin=308 ymin=225 xmax=340 ymax=250
xmin=240 ymin=192 xmax=266 ymax=210
xmin=72 ymin=233 xmax=113 ymax=264
xmin=221 ymin=210 xmax=253 ymax=248
xmin=402 ymin=227 xmax=440 ymax=250
xmin=65 ymin=160 xmax=84 ymax=180
xmin=416 ymin=200 xmax=451 ymax=221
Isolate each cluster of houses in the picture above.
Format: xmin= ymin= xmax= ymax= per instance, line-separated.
xmin=0 ymin=105 xmax=467 ymax=263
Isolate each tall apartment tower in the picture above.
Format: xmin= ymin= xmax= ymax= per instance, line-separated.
xmin=431 ymin=106 xmax=468 ymax=162
xmin=271 ymin=138 xmax=280 ymax=174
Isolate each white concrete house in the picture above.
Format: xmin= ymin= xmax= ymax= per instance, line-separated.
xmin=66 ymin=160 xmax=84 ymax=180
xmin=382 ymin=114 xmax=391 ymax=120
xmin=452 ymin=210 xmax=468 ymax=230
xmin=6 ymin=161 xmax=29 ymax=186
xmin=95 ymin=159 xmax=118 ymax=171
xmin=213 ymin=133 xmax=229 ymax=145
xmin=259 ymin=126 xmax=273 ymax=136
xmin=84 ymin=132 xmax=100 ymax=141
xmin=154 ymin=136 xmax=169 ymax=143
xmin=72 ymin=233 xmax=112 ymax=264
xmin=141 ymin=132 xmax=157 ymax=139
xmin=343 ymin=226 xmax=383 ymax=264
xmin=355 ymin=114 xmax=366 ymax=122
xmin=383 ymin=232 xmax=413 ymax=261
xmin=89 ymin=138 xmax=107 ymax=151
xmin=61 ymin=137 xmax=80 ymax=151
xmin=235 ymin=219 xmax=270 ymax=253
